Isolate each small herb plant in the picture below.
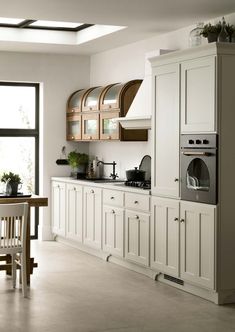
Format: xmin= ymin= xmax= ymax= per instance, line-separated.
xmin=200 ymin=23 xmax=221 ymax=37
xmin=67 ymin=151 xmax=89 ymax=169
xmin=1 ymin=172 xmax=22 ymax=184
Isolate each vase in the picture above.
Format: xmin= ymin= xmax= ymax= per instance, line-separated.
xmin=207 ymin=32 xmax=218 ymax=43
xmin=189 ymin=23 xmax=203 ymax=47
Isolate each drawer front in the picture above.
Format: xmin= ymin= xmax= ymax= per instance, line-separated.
xmin=103 ymin=189 xmax=124 ymax=207
xmin=125 ymin=192 xmax=150 ymax=212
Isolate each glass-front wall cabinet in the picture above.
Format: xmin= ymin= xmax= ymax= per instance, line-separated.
xmin=100 ymin=83 xmax=123 ymax=110
xmin=82 ymin=87 xmax=103 ymax=112
xmin=67 ymin=115 xmax=82 ymax=140
xmin=82 ymin=113 xmax=99 ymax=140
xmin=67 ymin=89 xmax=86 ymax=114
xmin=100 ymin=111 xmax=120 ymax=140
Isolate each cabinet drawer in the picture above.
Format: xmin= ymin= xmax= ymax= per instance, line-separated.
xmin=103 ymin=189 xmax=124 ymax=206
xmin=125 ymin=192 xmax=150 ymax=212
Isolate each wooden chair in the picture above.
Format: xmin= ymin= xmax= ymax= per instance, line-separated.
xmin=0 ymin=203 xmax=28 ymax=297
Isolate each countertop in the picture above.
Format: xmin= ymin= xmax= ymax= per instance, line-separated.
xmin=51 ymin=177 xmax=151 ymax=195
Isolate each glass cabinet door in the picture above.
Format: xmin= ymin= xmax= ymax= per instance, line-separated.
xmin=82 ymin=87 xmax=103 ymax=112
xmin=100 ymin=84 xmax=124 ymax=110
xmin=100 ymin=111 xmax=120 ymax=140
xmin=82 ymin=113 xmax=99 ymax=140
xmin=67 ymin=115 xmax=82 ymax=140
xmin=67 ymin=89 xmax=86 ymax=114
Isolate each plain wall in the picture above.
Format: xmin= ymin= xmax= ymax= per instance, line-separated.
xmin=0 ymin=52 xmax=90 ymax=239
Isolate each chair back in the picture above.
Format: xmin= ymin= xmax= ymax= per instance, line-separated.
xmin=0 ymin=203 xmax=28 ymax=249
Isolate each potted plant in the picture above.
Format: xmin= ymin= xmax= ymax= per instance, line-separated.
xmin=67 ymin=151 xmax=89 ymax=178
xmin=1 ymin=172 xmax=22 ymax=195
xmin=200 ymin=23 xmax=222 ymax=43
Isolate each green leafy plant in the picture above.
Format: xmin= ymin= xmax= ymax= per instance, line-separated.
xmin=200 ymin=23 xmax=221 ymax=37
xmin=1 ymin=172 xmax=22 ymax=184
xmin=67 ymin=151 xmax=89 ymax=169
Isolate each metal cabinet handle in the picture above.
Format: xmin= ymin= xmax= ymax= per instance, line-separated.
xmin=174 ymin=178 xmax=179 ymax=182
xmin=135 ymin=215 xmax=139 ymax=219
xmin=180 ymin=219 xmax=185 ymax=223
xmin=134 ymin=201 xmax=139 ymax=204
xmin=71 ymin=109 xmax=75 ymax=113
xmin=110 ymin=196 xmax=114 ymax=200
xmin=174 ymin=217 xmax=179 ymax=221
xmin=107 ymin=136 xmax=111 ymax=140
xmin=89 ymin=136 xmax=92 ymax=140
xmin=73 ymin=187 xmax=76 ymax=191
xmin=91 ymin=189 xmax=94 ymax=194
xmin=71 ymin=136 xmax=75 ymax=140
xmin=111 ymin=209 xmax=115 ymax=214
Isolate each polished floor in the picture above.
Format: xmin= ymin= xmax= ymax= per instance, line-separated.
xmin=0 ymin=241 xmax=235 ymax=332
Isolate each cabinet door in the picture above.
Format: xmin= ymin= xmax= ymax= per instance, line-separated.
xmin=82 ymin=113 xmax=99 ymax=140
xmin=152 ymin=63 xmax=180 ymax=198
xmin=66 ymin=183 xmax=83 ymax=242
xmin=83 ymin=186 xmax=102 ymax=249
xmin=51 ymin=181 xmax=66 ymax=237
xmin=67 ymin=115 xmax=82 ymax=140
xmin=125 ymin=210 xmax=150 ymax=267
xmin=103 ymin=205 xmax=124 ymax=257
xmin=181 ymin=56 xmax=216 ymax=133
xmin=100 ymin=111 xmax=120 ymax=140
xmin=180 ymin=201 xmax=216 ymax=289
xmin=151 ymin=197 xmax=180 ymax=277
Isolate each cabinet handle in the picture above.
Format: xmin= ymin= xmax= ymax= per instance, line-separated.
xmin=73 ymin=187 xmax=76 ymax=191
xmin=174 ymin=217 xmax=179 ymax=221
xmin=89 ymin=107 xmax=92 ymax=110
xmin=180 ymin=219 xmax=185 ymax=223
xmin=72 ymin=109 xmax=75 ymax=113
xmin=110 ymin=196 xmax=114 ymax=200
xmin=89 ymin=136 xmax=92 ymax=140
xmin=91 ymin=189 xmax=94 ymax=194
xmin=111 ymin=209 xmax=115 ymax=214
xmin=135 ymin=215 xmax=139 ymax=219
xmin=109 ymin=105 xmax=112 ymax=108
xmin=107 ymin=136 xmax=111 ymax=140
xmin=71 ymin=136 xmax=74 ymax=140
xmin=174 ymin=178 xmax=179 ymax=182
xmin=134 ymin=200 xmax=139 ymax=204
xmin=57 ymin=185 xmax=60 ymax=188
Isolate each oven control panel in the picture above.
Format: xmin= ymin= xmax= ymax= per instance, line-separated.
xmin=181 ymin=134 xmax=217 ymax=149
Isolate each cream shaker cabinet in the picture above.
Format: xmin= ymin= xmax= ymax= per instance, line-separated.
xmin=66 ymin=183 xmax=83 ymax=242
xmin=51 ymin=181 xmax=66 ymax=237
xmin=83 ymin=186 xmax=102 ymax=249
xmin=151 ymin=197 xmax=180 ymax=277
xmin=181 ymin=56 xmax=216 ymax=133
xmin=151 ymin=197 xmax=216 ymax=290
xmin=152 ymin=63 xmax=180 ymax=198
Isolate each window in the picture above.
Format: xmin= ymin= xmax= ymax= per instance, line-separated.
xmin=0 ymin=82 xmax=39 ymax=238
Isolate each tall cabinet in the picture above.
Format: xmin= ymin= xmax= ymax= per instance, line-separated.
xmin=150 ymin=43 xmax=235 ymax=304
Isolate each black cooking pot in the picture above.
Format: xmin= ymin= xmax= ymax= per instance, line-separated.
xmin=126 ymin=167 xmax=146 ymax=181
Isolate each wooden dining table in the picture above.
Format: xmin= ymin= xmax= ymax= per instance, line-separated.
xmin=0 ymin=194 xmax=48 ymax=284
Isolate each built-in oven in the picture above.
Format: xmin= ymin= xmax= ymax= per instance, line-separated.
xmin=180 ymin=134 xmax=217 ymax=205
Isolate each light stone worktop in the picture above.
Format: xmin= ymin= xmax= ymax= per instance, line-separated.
xmin=51 ymin=177 xmax=151 ymax=195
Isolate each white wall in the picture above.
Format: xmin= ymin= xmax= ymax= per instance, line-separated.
xmin=0 ymin=51 xmax=90 ymax=239
xmin=89 ymin=12 xmax=235 ymax=178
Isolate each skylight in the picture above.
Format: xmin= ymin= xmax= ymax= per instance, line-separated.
xmin=0 ymin=17 xmax=25 ymax=25
xmin=29 ymin=20 xmax=83 ymax=29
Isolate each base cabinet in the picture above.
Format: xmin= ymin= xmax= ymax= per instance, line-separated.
xmin=52 ymin=181 xmax=66 ymax=237
xmin=151 ymin=197 xmax=216 ymax=290
xmin=83 ymin=186 xmax=102 ymax=249
xmin=151 ymin=197 xmax=180 ymax=277
xmin=125 ymin=210 xmax=150 ymax=267
xmin=103 ymin=205 xmax=124 ymax=257
xmin=66 ymin=183 xmax=83 ymax=242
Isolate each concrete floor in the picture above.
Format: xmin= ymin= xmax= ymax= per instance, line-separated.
xmin=0 ymin=241 xmax=235 ymax=332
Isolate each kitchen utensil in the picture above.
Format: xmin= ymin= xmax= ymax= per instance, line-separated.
xmin=139 ymin=155 xmax=151 ymax=181
xmin=126 ymin=167 xmax=146 ymax=181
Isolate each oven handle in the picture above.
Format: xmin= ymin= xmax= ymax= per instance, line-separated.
xmin=182 ymin=151 xmax=212 ymax=156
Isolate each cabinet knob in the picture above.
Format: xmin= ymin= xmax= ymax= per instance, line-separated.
xmin=89 ymin=107 xmax=92 ymax=110
xmin=72 ymin=109 xmax=75 ymax=113
xmin=134 ymin=201 xmax=139 ymax=204
xmin=110 ymin=196 xmax=114 ymax=200
xmin=89 ymin=136 xmax=92 ymax=140
xmin=174 ymin=217 xmax=179 ymax=221
xmin=180 ymin=219 xmax=185 ymax=223
xmin=174 ymin=178 xmax=179 ymax=182
xmin=109 ymin=105 xmax=112 ymax=108
xmin=73 ymin=187 xmax=76 ymax=191
xmin=111 ymin=209 xmax=115 ymax=214
xmin=91 ymin=189 xmax=94 ymax=194
xmin=135 ymin=215 xmax=139 ymax=219
xmin=107 ymin=136 xmax=111 ymax=140
xmin=71 ymin=136 xmax=74 ymax=140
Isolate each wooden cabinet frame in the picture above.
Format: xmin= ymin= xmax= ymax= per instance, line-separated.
xmin=100 ymin=111 xmax=120 ymax=140
xmin=82 ymin=113 xmax=99 ymax=140
xmin=66 ymin=114 xmax=82 ymax=141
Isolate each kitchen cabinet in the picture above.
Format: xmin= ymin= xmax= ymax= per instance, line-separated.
xmin=100 ymin=111 xmax=120 ymax=140
xmin=67 ymin=89 xmax=87 ymax=114
xmin=51 ymin=181 xmax=66 ymax=237
xmin=83 ymin=186 xmax=102 ymax=249
xmin=125 ymin=210 xmax=150 ymax=267
xmin=151 ymin=197 xmax=180 ymax=277
xmin=67 ymin=114 xmax=82 ymax=140
xmin=82 ymin=87 xmax=103 ymax=112
xmin=66 ymin=183 xmax=83 ymax=242
xmin=103 ymin=205 xmax=124 ymax=257
xmin=180 ymin=200 xmax=215 ymax=290
xmin=152 ymin=63 xmax=180 ymax=198
xmin=82 ymin=113 xmax=99 ymax=140
xmin=151 ymin=197 xmax=215 ymax=290
xmin=181 ymin=56 xmax=216 ymax=133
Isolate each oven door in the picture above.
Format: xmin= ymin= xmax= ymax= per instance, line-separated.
xmin=180 ymin=149 xmax=217 ymax=204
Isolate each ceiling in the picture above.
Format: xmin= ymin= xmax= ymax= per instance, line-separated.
xmin=0 ymin=0 xmax=235 ymax=55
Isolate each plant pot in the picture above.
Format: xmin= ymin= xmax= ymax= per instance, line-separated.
xmin=207 ymin=32 xmax=218 ymax=43
xmin=5 ymin=181 xmax=20 ymax=195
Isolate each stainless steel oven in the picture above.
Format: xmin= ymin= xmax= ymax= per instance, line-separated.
xmin=180 ymin=134 xmax=217 ymax=205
